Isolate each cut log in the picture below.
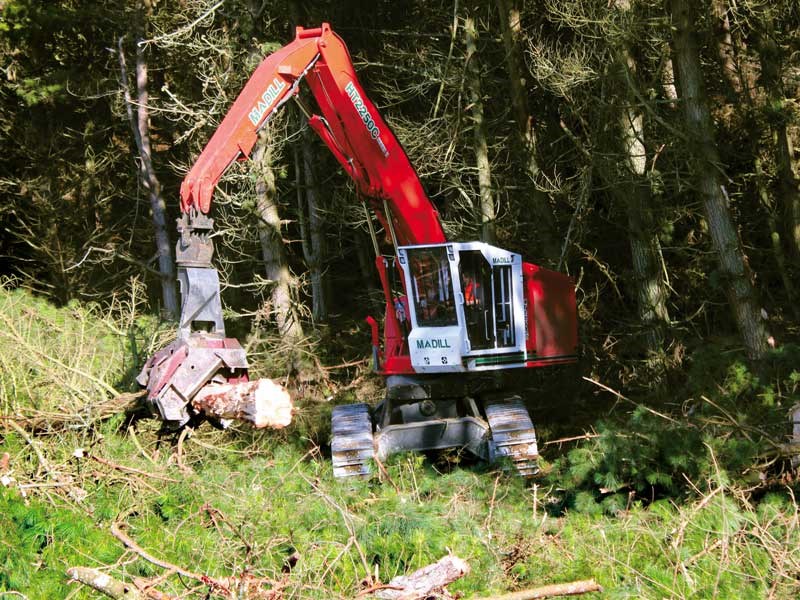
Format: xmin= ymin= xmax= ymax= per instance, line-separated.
xmin=474 ymin=579 xmax=602 ymax=600
xmin=192 ymin=378 xmax=293 ymax=429
xmin=374 ymin=555 xmax=469 ymax=600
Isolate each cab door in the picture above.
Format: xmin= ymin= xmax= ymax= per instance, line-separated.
xmin=458 ymin=249 xmax=517 ymax=352
xmin=400 ymin=245 xmax=465 ymax=372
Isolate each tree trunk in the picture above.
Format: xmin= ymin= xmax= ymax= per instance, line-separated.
xmin=192 ymin=378 xmax=293 ymax=429
xmin=118 ymin=38 xmax=178 ymax=319
xmin=289 ymin=3 xmax=327 ymax=323
xmin=253 ymin=132 xmax=304 ymax=343
xmin=302 ymin=139 xmax=328 ymax=322
xmin=661 ymin=54 xmax=679 ymax=108
xmin=464 ymin=12 xmax=495 ymax=245
xmin=710 ymin=0 xmax=742 ymax=98
xmin=754 ymin=156 xmax=800 ymax=320
xmin=775 ymin=118 xmax=800 ymax=259
xmin=496 ymin=0 xmax=559 ymax=262
xmin=711 ymin=6 xmax=798 ymax=309
xmin=619 ymin=104 xmax=671 ymax=351
xmin=757 ymin=31 xmax=800 ymax=259
xmin=614 ymin=1 xmax=670 ymax=352
xmin=135 ymin=44 xmax=178 ymax=320
xmin=668 ymin=0 xmax=771 ymax=360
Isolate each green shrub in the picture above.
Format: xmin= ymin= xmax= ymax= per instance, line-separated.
xmin=549 ymin=346 xmax=798 ymax=513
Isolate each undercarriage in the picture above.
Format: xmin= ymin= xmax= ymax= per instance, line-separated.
xmin=331 ymin=374 xmax=539 ymax=478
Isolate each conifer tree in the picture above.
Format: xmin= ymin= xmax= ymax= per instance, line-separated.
xmin=667 ymin=0 xmax=771 ymax=359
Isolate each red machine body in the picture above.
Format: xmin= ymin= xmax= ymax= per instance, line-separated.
xmin=141 ymin=23 xmax=577 ymax=476
xmin=177 ymin=23 xmax=576 ymax=379
xmin=180 ymin=24 xmax=445 ymax=247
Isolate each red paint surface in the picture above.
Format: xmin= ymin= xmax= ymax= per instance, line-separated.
xmin=523 ymin=263 xmax=578 ymax=360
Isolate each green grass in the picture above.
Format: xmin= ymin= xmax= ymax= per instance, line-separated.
xmin=0 ymin=280 xmax=162 ymax=419
xmin=1 ymin=286 xmax=799 ymax=598
xmin=3 ymin=428 xmax=799 ymax=598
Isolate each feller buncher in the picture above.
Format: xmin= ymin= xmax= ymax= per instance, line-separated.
xmin=138 ymin=24 xmax=578 ymax=478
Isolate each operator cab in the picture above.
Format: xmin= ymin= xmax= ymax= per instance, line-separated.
xmin=397 ymin=242 xmax=527 ymax=374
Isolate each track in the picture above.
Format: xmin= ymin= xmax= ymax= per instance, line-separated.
xmin=331 ymin=403 xmax=374 ymax=478
xmin=486 ymin=399 xmax=539 ymax=477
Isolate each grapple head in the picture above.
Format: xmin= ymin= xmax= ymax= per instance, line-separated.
xmin=137 ymin=333 xmax=248 ymax=428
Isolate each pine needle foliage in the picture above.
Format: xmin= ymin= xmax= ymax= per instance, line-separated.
xmin=548 ymin=344 xmax=800 ymax=513
xmin=0 ymin=279 xmax=161 ymax=421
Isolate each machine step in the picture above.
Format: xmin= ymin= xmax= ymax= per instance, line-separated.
xmin=331 ymin=403 xmax=374 ymax=479
xmin=486 ymin=400 xmax=539 ymax=477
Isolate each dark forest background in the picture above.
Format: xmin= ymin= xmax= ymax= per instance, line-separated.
xmin=3 ymin=0 xmax=799 ymax=380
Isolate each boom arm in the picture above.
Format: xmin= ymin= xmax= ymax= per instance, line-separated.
xmin=180 ymin=23 xmax=446 ymax=246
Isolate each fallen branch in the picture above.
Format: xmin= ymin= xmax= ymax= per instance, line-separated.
xmin=474 ymin=579 xmax=602 ymax=599
xmin=67 ymin=566 xmax=176 ymax=600
xmin=372 ymin=453 xmax=400 ymax=492
xmin=303 ymin=475 xmax=374 ymax=586
xmin=110 ymin=523 xmax=205 ymax=582
xmin=5 ymin=418 xmax=87 ymax=501
xmin=67 ymin=567 xmax=143 ymax=599
xmin=670 ymin=485 xmax=723 ymax=551
xmin=358 ymin=583 xmax=403 ymax=597
xmin=582 ymin=376 xmax=680 ymax=425
xmin=373 ymin=555 xmax=469 ymax=600
xmin=542 ymin=433 xmax=600 ymax=447
xmin=0 ymin=391 xmax=145 ymax=432
xmin=321 ymin=357 xmax=370 ymax=371
xmin=175 ymin=426 xmax=192 ymax=474
xmin=0 ymin=311 xmax=120 ymax=398
xmin=109 ymin=523 xmax=276 ymax=598
xmin=192 ymin=378 xmax=293 ymax=428
xmin=90 ymin=455 xmax=178 ymax=482
xmin=5 ymin=419 xmax=51 ymax=476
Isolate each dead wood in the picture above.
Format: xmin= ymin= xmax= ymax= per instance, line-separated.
xmin=67 ymin=566 xmax=176 ymax=599
xmin=111 ymin=522 xmax=206 ymax=582
xmin=0 ymin=391 xmax=146 ymax=432
xmin=474 ymin=579 xmax=602 ymax=600
xmin=192 ymin=378 xmax=293 ymax=428
xmin=5 ymin=418 xmax=87 ymax=501
xmin=67 ymin=567 xmax=144 ymax=599
xmin=542 ymin=433 xmax=600 ymax=447
xmin=109 ymin=523 xmax=277 ymax=598
xmin=373 ymin=555 xmax=469 ymax=600
xmin=90 ymin=455 xmax=178 ymax=482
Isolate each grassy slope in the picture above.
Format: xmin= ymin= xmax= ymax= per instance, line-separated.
xmin=1 ymin=286 xmax=798 ymax=599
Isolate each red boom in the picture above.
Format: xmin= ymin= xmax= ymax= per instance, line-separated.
xmin=180 ymin=23 xmax=446 ymax=247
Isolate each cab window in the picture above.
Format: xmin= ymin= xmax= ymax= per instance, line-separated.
xmin=407 ymin=247 xmax=457 ymax=327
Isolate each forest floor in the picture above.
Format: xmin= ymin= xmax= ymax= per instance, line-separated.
xmin=1 ymin=284 xmax=799 ymax=599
